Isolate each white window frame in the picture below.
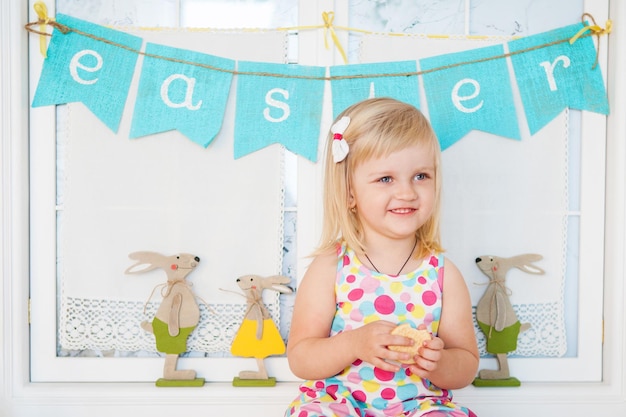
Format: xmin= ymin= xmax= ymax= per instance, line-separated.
xmin=2 ymin=0 xmax=625 ymax=415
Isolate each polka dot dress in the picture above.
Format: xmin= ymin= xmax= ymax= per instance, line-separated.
xmin=286 ymin=242 xmax=476 ymax=417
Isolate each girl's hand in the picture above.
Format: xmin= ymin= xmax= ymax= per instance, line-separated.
xmin=407 ymin=333 xmax=445 ymax=379
xmin=352 ymin=320 xmax=414 ymax=372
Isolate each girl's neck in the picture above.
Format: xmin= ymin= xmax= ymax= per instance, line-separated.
xmin=360 ymin=235 xmax=419 ymax=276
xmin=363 ymin=233 xmax=417 ymax=254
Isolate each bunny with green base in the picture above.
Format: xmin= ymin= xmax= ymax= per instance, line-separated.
xmin=126 ymin=251 xmax=205 ymax=387
xmin=472 ymin=254 xmax=544 ymax=387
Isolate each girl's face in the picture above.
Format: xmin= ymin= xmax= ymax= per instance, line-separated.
xmin=350 ymin=142 xmax=436 ymax=244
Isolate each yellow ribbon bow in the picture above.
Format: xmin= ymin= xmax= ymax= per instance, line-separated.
xmin=34 ymin=1 xmax=52 ymax=58
xmin=322 ymin=11 xmax=348 ymax=64
xmin=569 ymin=13 xmax=612 ymax=69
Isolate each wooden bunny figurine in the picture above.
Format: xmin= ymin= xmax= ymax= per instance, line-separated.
xmin=473 ymin=254 xmax=544 ymax=387
xmin=230 ymin=274 xmax=293 ymax=386
xmin=126 ymin=251 xmax=204 ymax=387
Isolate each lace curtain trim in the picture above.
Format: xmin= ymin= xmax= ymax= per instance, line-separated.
xmin=59 ymin=294 xmax=281 ymax=354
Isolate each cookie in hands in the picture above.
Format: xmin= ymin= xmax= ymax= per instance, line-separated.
xmin=388 ymin=324 xmax=432 ymax=364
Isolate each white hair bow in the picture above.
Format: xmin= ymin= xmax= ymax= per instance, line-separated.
xmin=331 ymin=116 xmax=350 ymax=163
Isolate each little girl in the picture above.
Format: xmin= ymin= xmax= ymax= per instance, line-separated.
xmin=285 ymin=98 xmax=478 ymax=417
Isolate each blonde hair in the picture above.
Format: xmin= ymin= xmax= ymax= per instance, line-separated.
xmin=317 ymin=97 xmax=443 ymax=259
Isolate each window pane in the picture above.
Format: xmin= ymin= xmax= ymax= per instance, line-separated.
xmin=54 ymin=0 xmax=299 ymax=362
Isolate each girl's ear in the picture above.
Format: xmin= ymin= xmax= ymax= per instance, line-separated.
xmin=346 ymin=174 xmax=355 ymax=207
xmin=348 ymin=188 xmax=356 ymax=209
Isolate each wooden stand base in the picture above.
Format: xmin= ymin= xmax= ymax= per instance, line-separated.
xmin=472 ymin=377 xmax=521 ymax=387
xmin=232 ymin=377 xmax=277 ymax=387
xmin=155 ymin=378 xmax=205 ymax=387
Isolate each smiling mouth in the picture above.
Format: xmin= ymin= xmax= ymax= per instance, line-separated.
xmin=390 ymin=208 xmax=416 ymax=214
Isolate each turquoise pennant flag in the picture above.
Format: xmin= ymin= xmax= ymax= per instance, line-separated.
xmin=234 ymin=62 xmax=325 ymax=161
xmin=508 ymin=22 xmax=609 ymax=135
xmin=420 ymin=45 xmax=520 ymax=150
xmin=130 ymin=43 xmax=235 ymax=147
xmin=330 ymin=61 xmax=420 ymax=118
xmin=32 ymin=14 xmax=142 ymax=132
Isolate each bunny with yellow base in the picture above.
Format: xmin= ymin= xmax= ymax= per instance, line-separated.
xmin=229 ymin=274 xmax=293 ymax=387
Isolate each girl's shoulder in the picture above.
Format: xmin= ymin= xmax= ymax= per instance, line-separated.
xmin=309 ymin=244 xmax=341 ymax=271
xmin=419 ymin=252 xmax=449 ymax=291
xmin=414 ymin=251 xmax=445 ymax=272
xmin=312 ymin=239 xmax=347 ymax=259
xmin=336 ymin=240 xmax=348 ymax=254
xmin=438 ymin=255 xmax=466 ymax=290
xmin=426 ymin=251 xmax=446 ymax=266
xmin=298 ymin=247 xmax=341 ymax=295
xmin=439 ymin=255 xmax=459 ymax=272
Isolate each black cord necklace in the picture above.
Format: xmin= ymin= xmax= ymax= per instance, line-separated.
xmin=364 ymin=238 xmax=418 ymax=277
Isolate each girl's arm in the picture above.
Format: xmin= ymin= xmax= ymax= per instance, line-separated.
xmin=287 ymin=249 xmax=413 ymax=380
xmin=408 ymin=258 xmax=479 ymax=389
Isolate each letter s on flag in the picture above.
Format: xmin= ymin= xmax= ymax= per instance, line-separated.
xmin=263 ymin=88 xmax=290 ymax=123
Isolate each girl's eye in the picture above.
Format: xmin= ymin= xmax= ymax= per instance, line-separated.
xmin=379 ymin=176 xmax=392 ymax=183
xmin=414 ymin=173 xmax=428 ymax=181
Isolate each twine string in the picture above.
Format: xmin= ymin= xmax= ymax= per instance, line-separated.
xmin=143 ymin=279 xmax=214 ymax=315
xmin=24 ymin=9 xmax=611 ymax=81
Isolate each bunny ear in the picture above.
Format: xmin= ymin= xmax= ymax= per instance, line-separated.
xmin=518 ymin=264 xmax=545 ymax=275
xmin=125 ymin=251 xmax=163 ymax=274
xmin=515 ymin=254 xmax=545 ymax=275
xmin=266 ymin=275 xmax=291 ymax=285
xmin=271 ymin=284 xmax=294 ymax=294
xmin=125 ymin=262 xmax=157 ymax=275
xmin=128 ymin=251 xmax=160 ymax=260
xmin=262 ymin=275 xmax=293 ymax=293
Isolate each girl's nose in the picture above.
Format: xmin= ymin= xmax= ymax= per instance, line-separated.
xmin=396 ymin=181 xmax=418 ymax=200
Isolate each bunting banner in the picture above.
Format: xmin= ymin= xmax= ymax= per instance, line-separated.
xmin=31 ymin=14 xmax=610 ymax=161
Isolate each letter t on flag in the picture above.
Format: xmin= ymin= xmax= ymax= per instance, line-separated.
xmin=32 ymin=14 xmax=142 ymax=133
